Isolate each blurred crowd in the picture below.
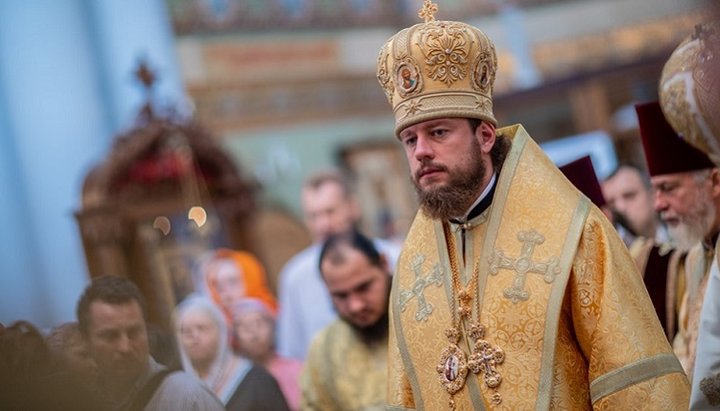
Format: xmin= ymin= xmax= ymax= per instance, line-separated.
xmin=2 ymin=6 xmax=720 ymax=411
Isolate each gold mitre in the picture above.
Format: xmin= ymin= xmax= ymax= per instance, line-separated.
xmin=659 ymin=21 xmax=720 ymax=165
xmin=377 ymin=0 xmax=497 ymax=136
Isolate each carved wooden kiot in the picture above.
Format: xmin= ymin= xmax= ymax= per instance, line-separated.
xmin=75 ymin=63 xmax=259 ymax=328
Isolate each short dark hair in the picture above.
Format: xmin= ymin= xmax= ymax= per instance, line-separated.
xmin=604 ymin=163 xmax=652 ymax=189
xmin=76 ymin=276 xmax=147 ymax=336
xmin=318 ymin=230 xmax=383 ymax=277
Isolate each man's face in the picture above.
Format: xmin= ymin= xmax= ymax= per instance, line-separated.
xmin=85 ymin=300 xmax=149 ymax=383
xmin=301 ymin=181 xmax=357 ymax=243
xmin=601 ymin=167 xmax=655 ymax=236
xmin=399 ymin=118 xmax=492 ymax=220
xmin=652 ymin=170 xmax=716 ymax=250
xmin=179 ymin=310 xmax=220 ymax=367
xmin=321 ymin=246 xmax=390 ymax=330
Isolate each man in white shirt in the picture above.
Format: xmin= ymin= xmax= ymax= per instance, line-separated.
xmin=276 ymin=169 xmax=399 ymax=360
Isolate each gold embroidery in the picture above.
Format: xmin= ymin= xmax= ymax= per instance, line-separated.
xmin=700 ymin=372 xmax=720 ymax=406
xmin=419 ymin=22 xmax=470 ymax=87
xmin=489 ymin=229 xmax=560 ymax=303
xmin=437 ymin=223 xmax=504 ymax=408
xmin=398 ymin=254 xmax=444 ymax=321
xmin=376 ymin=42 xmax=393 ymax=105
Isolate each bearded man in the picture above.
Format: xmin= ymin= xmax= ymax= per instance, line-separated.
xmin=378 ymin=2 xmax=688 ymax=409
xmin=301 ymin=230 xmax=392 ymax=410
xmin=637 ymin=101 xmax=720 ymax=379
xmin=658 ymin=20 xmax=720 ymax=408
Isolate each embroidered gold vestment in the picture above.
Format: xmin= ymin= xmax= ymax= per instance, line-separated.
xmin=387 ymin=125 xmax=689 ymax=410
xmin=302 ymin=319 xmax=387 ymax=411
xmin=673 ymin=241 xmax=714 ymax=379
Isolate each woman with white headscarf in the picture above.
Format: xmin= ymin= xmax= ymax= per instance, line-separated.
xmin=175 ymin=295 xmax=289 ymax=411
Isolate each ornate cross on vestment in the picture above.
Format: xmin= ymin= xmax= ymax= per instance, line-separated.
xmin=488 ymin=229 xmax=560 ymax=303
xmin=399 ymin=254 xmax=444 ymax=321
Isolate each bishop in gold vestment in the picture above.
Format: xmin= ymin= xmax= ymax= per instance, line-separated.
xmin=376 ymin=3 xmax=689 ymax=409
xmin=386 ymin=126 xmax=689 ymax=410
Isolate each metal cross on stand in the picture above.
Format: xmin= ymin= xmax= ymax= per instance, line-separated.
xmin=399 ymin=254 xmax=444 ymax=321
xmin=489 ymin=229 xmax=560 ymax=303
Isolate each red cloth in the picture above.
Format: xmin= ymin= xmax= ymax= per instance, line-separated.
xmin=637 ymin=101 xmax=714 ymax=176
xmin=559 ymin=155 xmax=606 ymax=208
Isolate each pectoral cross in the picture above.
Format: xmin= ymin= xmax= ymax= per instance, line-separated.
xmin=468 ymin=339 xmax=505 ymax=389
xmin=489 ymin=229 xmax=560 ymax=303
xmin=399 ymin=254 xmax=444 ymax=321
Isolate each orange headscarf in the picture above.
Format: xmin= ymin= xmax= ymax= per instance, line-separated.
xmin=204 ymin=249 xmax=278 ymax=315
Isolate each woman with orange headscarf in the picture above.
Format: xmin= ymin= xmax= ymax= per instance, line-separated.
xmin=200 ymin=249 xmax=278 ymax=317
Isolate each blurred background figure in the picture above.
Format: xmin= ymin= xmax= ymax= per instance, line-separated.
xmin=277 ymin=169 xmax=400 ymax=361
xmin=301 ymin=230 xmax=391 ymax=410
xmin=44 ymin=321 xmax=107 ymax=410
xmin=199 ymin=249 xmax=279 ymax=316
xmin=0 ymin=320 xmax=53 ymax=409
xmin=46 ymin=321 xmax=97 ymax=381
xmin=197 ymin=248 xmax=279 ymax=351
xmin=602 ymin=164 xmax=668 ymax=244
xmin=561 ymin=155 xmax=683 ymax=340
xmin=1 ymin=320 xmax=104 ymax=410
xmin=78 ymin=276 xmax=223 ymax=410
xmin=232 ymin=298 xmax=302 ymax=411
xmin=638 ymin=101 xmax=720 ymax=380
xmin=175 ymin=295 xmax=290 ymax=411
xmin=657 ymin=20 xmax=720 ymax=408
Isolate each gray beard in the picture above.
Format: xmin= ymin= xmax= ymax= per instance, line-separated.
xmin=666 ymin=196 xmax=717 ymax=251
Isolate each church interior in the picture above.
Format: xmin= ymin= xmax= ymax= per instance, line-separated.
xmin=0 ymin=0 xmax=713 ymax=330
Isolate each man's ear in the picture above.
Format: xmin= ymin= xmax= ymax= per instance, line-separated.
xmin=476 ymin=121 xmax=496 ymax=155
xmin=710 ymin=168 xmax=720 ymax=198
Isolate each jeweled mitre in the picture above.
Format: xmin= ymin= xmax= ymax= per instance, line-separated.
xmin=376 ymin=13 xmax=498 ymax=136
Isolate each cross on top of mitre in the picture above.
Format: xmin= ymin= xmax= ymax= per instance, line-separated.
xmin=418 ymin=0 xmax=438 ymax=22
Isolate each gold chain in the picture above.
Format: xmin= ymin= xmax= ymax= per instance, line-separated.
xmin=440 ymin=222 xmax=504 ymax=408
xmin=443 ymin=222 xmax=481 ymax=325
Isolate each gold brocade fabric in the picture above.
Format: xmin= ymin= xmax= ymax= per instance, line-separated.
xmin=673 ymin=242 xmax=714 ymax=379
xmin=387 ymin=125 xmax=689 ymax=410
xmin=301 ymin=320 xmax=387 ymax=411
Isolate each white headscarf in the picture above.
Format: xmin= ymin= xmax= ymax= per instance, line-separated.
xmin=174 ymin=294 xmax=251 ymax=404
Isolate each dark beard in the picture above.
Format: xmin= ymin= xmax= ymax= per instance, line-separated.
xmin=350 ymin=310 xmax=389 ymax=346
xmin=413 ymin=141 xmax=486 ymax=221
xmin=344 ymin=274 xmax=391 ymax=345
